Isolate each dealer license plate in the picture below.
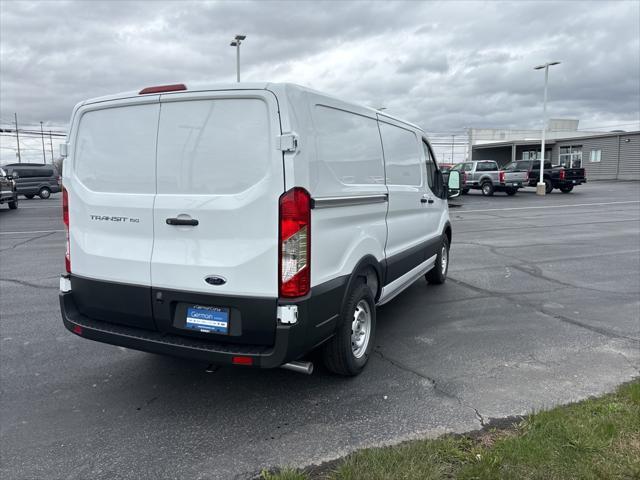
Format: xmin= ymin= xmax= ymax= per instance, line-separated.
xmin=185 ymin=306 xmax=229 ymax=334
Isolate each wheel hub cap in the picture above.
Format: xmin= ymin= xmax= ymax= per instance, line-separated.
xmin=441 ymin=245 xmax=448 ymax=274
xmin=351 ymin=300 xmax=371 ymax=359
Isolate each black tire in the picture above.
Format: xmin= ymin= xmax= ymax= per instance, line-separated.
xmin=8 ymin=196 xmax=18 ymax=209
xmin=560 ymin=185 xmax=574 ymax=193
xmin=481 ymin=182 xmax=494 ymax=196
xmin=38 ymin=187 xmax=51 ymax=199
xmin=461 ymin=188 xmax=469 ymax=195
xmin=544 ymin=179 xmax=553 ymax=194
xmin=426 ymin=234 xmax=450 ymax=284
xmin=322 ymin=282 xmax=376 ymax=376
xmin=506 ymin=188 xmax=517 ymax=196
xmin=24 ymin=194 xmax=35 ymax=199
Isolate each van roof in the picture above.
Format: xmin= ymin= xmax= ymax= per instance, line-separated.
xmin=78 ymin=82 xmax=424 ymax=133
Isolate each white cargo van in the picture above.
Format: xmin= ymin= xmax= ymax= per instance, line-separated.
xmin=59 ymin=82 xmax=461 ymax=376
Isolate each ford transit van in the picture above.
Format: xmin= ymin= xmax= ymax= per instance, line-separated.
xmin=59 ymin=82 xmax=461 ymax=376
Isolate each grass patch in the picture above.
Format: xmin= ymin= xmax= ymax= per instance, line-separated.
xmin=262 ymin=381 xmax=640 ymax=480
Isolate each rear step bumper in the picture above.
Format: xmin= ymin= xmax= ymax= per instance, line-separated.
xmin=60 ymin=291 xmax=299 ymax=368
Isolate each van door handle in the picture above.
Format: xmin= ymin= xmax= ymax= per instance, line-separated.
xmin=166 ymin=217 xmax=199 ymax=226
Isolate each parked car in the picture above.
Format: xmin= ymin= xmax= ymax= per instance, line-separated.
xmin=452 ymin=160 xmax=528 ymax=196
xmin=505 ymin=160 xmax=586 ymax=193
xmin=2 ymin=163 xmax=61 ymax=199
xmin=59 ymin=82 xmax=462 ymax=377
xmin=0 ymin=167 xmax=18 ymax=209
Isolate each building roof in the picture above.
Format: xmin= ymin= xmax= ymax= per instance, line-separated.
xmin=473 ymin=130 xmax=639 ymax=149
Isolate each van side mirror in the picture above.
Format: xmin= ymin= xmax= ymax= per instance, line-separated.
xmin=447 ymin=170 xmax=461 ymax=198
xmin=60 ymin=143 xmax=68 ymax=158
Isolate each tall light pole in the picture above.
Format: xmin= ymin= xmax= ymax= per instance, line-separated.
xmin=14 ymin=113 xmax=21 ymax=163
xmin=40 ymin=121 xmax=46 ymax=164
xmin=230 ymin=34 xmax=246 ymax=82
xmin=534 ymin=61 xmax=561 ymax=195
xmin=451 ymin=135 xmax=455 ymax=163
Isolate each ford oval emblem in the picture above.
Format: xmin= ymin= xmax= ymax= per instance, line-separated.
xmin=205 ymin=276 xmax=227 ymax=286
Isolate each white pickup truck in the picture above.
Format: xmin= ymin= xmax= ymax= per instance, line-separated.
xmin=452 ymin=160 xmax=528 ymax=196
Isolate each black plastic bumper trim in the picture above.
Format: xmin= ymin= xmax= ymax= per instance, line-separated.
xmin=60 ymin=292 xmax=294 ymax=368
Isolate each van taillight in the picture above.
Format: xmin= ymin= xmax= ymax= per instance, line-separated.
xmin=559 ymin=169 xmax=566 ymax=180
xmin=279 ymin=187 xmax=311 ymax=298
xmin=63 ymin=187 xmax=70 ymax=273
xmin=499 ymin=171 xmax=505 ymax=183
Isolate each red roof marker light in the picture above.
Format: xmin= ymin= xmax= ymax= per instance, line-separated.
xmin=139 ymin=84 xmax=187 ymax=95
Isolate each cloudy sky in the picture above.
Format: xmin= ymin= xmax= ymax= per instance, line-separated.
xmin=1 ymin=0 xmax=639 ymax=163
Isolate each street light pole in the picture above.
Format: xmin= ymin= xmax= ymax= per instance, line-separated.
xmin=40 ymin=121 xmax=46 ymax=164
xmin=230 ymin=34 xmax=246 ymax=82
xmin=451 ymin=135 xmax=455 ymax=163
xmin=14 ymin=112 xmax=21 ymax=163
xmin=534 ymin=61 xmax=561 ymax=196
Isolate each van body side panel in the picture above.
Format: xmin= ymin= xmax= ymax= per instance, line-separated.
xmin=303 ymin=94 xmax=387 ymax=299
xmin=378 ymin=117 xmax=436 ymax=284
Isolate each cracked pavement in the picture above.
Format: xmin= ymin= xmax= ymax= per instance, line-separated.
xmin=1 ymin=182 xmax=639 ymax=480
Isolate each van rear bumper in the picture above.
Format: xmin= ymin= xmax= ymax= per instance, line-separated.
xmin=60 ymin=291 xmax=302 ymax=368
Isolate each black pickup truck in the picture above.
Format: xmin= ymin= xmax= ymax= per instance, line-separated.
xmin=505 ymin=160 xmax=586 ymax=194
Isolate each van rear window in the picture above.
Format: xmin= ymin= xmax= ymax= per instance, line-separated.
xmin=156 ymin=98 xmax=270 ymax=195
xmin=75 ymin=104 xmax=159 ymax=194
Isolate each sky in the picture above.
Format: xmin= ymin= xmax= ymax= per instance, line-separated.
xmin=1 ymin=0 xmax=639 ymax=163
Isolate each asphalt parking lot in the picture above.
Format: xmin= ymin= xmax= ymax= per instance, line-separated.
xmin=1 ymin=181 xmax=639 ymax=480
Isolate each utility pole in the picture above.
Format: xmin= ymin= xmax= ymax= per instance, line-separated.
xmin=40 ymin=121 xmax=46 ymax=163
xmin=451 ymin=135 xmax=455 ymax=163
xmin=14 ymin=113 xmax=21 ymax=163
xmin=49 ymin=130 xmax=54 ymax=162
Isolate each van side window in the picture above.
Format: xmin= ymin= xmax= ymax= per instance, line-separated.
xmin=313 ymin=106 xmax=384 ymax=186
xmin=379 ymin=122 xmax=422 ymax=186
xmin=422 ymin=141 xmax=436 ymax=190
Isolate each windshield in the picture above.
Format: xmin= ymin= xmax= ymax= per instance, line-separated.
xmin=451 ymin=163 xmax=466 ymax=171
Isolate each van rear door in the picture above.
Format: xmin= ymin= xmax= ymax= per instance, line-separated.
xmin=150 ymin=91 xmax=283 ymax=342
xmin=68 ymin=96 xmax=160 ymax=330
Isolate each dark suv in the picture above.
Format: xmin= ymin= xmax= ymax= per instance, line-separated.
xmin=0 ymin=167 xmax=19 ymax=209
xmin=3 ymin=163 xmax=61 ymax=199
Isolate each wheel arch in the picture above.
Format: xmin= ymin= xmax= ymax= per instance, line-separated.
xmin=443 ymin=221 xmax=452 ymax=244
xmin=341 ymin=255 xmax=384 ymax=307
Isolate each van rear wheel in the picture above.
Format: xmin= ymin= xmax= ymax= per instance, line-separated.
xmin=426 ymin=235 xmax=450 ymax=284
xmin=322 ymin=282 xmax=376 ymax=376
xmin=38 ymin=187 xmax=51 ymax=199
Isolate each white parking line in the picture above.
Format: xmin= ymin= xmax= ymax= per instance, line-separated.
xmin=0 ymin=230 xmax=64 ymax=235
xmin=459 ymin=200 xmax=640 ymax=213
